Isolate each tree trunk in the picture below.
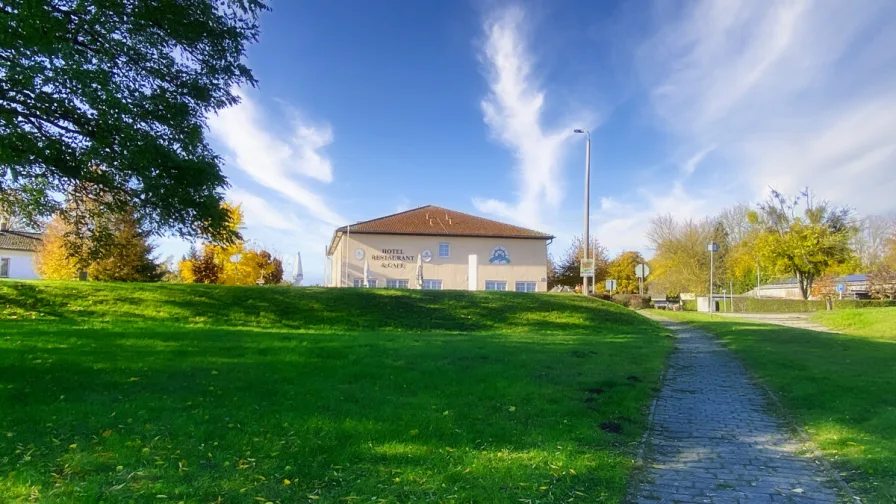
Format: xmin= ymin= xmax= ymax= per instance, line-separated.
xmin=797 ymin=272 xmax=810 ymax=300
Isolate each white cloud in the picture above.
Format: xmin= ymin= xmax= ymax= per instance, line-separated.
xmin=227 ymin=186 xmax=302 ymax=232
xmin=592 ymin=183 xmax=719 ymax=257
xmin=639 ymin=0 xmax=896 ymax=211
xmin=681 ymin=145 xmax=715 ymax=177
xmin=591 ymin=0 xmax=896 ymax=254
xmin=474 ymin=6 xmax=584 ymax=230
xmin=207 ymin=90 xmax=344 ymax=226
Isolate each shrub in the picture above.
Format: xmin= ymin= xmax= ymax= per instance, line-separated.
xmin=629 ymin=295 xmax=651 ymax=310
xmin=682 ymin=300 xmax=697 ymax=311
xmin=612 ymin=293 xmax=633 ymax=308
xmin=832 ymin=299 xmax=896 ymax=310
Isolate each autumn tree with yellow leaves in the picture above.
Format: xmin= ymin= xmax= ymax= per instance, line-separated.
xmin=179 ymin=203 xmax=283 ymax=286
xmin=34 ymin=215 xmax=78 ymax=280
xmin=35 ymin=202 xmax=160 ymax=282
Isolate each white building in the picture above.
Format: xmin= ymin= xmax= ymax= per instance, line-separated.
xmin=326 ymin=205 xmax=554 ymax=291
xmin=0 ymin=222 xmax=42 ymax=280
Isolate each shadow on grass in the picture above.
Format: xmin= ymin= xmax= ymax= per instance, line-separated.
xmin=0 ymin=281 xmax=646 ymax=335
xmin=662 ymin=313 xmax=896 ymax=503
xmin=0 ymin=317 xmax=669 ymax=503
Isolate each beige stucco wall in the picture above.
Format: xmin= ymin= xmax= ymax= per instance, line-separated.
xmin=329 ymin=233 xmax=549 ymax=291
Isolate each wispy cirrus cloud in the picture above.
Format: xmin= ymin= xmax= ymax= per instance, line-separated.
xmin=226 ymin=186 xmax=302 ymax=232
xmin=207 ymin=90 xmax=344 ymax=226
xmin=473 ymin=6 xmax=584 ymax=230
xmin=639 ymin=0 xmax=896 ymax=211
xmin=594 ymin=0 xmax=896 ymax=256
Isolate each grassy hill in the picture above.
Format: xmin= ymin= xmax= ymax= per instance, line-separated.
xmin=0 ymin=281 xmax=671 ymax=503
xmin=812 ymin=306 xmax=896 ymax=340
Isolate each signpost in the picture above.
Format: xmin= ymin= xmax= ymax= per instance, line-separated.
xmin=707 ymin=242 xmax=719 ymax=314
xmin=836 ymin=283 xmax=845 ymax=300
xmin=606 ymin=279 xmax=616 ymax=293
xmin=634 ymin=263 xmax=650 ymax=296
xmin=580 ymin=258 xmax=594 ymax=279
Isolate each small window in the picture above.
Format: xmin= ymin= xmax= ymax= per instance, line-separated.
xmin=386 ymin=279 xmax=409 ymax=289
xmin=423 ymin=279 xmax=442 ymax=290
xmin=367 ymin=279 xmax=377 ymax=288
xmin=0 ymin=258 xmax=8 ymax=278
xmin=485 ymin=280 xmax=507 ymax=291
xmin=515 ymin=281 xmax=537 ymax=293
xmin=352 ymin=278 xmax=363 ymax=288
xmin=438 ymin=242 xmax=450 ymax=258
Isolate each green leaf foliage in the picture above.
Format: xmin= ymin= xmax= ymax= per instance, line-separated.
xmin=754 ymin=189 xmax=858 ymax=299
xmin=0 ymin=0 xmax=269 ymax=240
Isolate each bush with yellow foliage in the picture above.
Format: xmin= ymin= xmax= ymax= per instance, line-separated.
xmin=178 ymin=203 xmax=283 ymax=286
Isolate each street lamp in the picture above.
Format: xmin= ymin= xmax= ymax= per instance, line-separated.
xmin=707 ymin=242 xmax=719 ymax=313
xmin=574 ymin=129 xmax=591 ymax=295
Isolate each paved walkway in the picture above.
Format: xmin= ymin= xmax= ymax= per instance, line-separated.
xmin=714 ymin=313 xmax=836 ymax=333
xmin=631 ymin=318 xmax=843 ymax=504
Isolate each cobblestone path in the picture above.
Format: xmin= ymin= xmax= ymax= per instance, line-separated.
xmin=631 ymin=319 xmax=843 ymax=504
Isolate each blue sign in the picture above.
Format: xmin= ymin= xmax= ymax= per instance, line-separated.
xmin=836 ymin=283 xmax=846 ymax=293
xmin=489 ymin=246 xmax=511 ymax=264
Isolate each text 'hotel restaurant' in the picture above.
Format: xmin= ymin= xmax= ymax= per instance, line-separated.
xmin=325 ymin=205 xmax=554 ymax=292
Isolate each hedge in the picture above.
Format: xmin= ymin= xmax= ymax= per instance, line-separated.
xmin=832 ymin=299 xmax=896 ymax=309
xmin=678 ymin=297 xmax=896 ymax=313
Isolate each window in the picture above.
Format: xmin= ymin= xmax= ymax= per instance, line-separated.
xmin=0 ymin=258 xmax=8 ymax=278
xmin=367 ymin=279 xmax=377 ymax=288
xmin=386 ymin=279 xmax=409 ymax=289
xmin=353 ymin=278 xmax=363 ymax=288
xmin=423 ymin=279 xmax=442 ymax=290
xmin=439 ymin=242 xmax=450 ymax=258
xmin=515 ymin=281 xmax=537 ymax=293
xmin=485 ymin=280 xmax=507 ymax=291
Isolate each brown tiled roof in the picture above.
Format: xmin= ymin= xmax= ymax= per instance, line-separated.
xmin=0 ymin=230 xmax=42 ymax=252
xmin=335 ymin=205 xmax=554 ymax=240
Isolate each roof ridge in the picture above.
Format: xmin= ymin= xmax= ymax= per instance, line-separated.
xmin=341 ymin=205 xmax=437 ymax=229
xmin=423 ymin=205 xmax=551 ymax=237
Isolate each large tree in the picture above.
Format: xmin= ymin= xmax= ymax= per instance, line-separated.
xmin=0 ymin=0 xmax=268 ymax=242
xmin=852 ymin=213 xmax=896 ymax=270
xmin=647 ymin=215 xmax=715 ymax=296
xmin=607 ymin=250 xmax=647 ymax=295
xmin=35 ymin=204 xmax=160 ymax=282
xmin=753 ymin=189 xmax=857 ymax=299
xmin=553 ymin=236 xmax=609 ymax=289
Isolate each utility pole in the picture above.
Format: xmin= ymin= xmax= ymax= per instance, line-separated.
xmin=575 ymin=129 xmax=591 ymax=295
xmin=708 ymin=242 xmax=719 ymax=314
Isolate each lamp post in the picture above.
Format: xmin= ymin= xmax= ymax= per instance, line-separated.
xmin=574 ymin=128 xmax=591 ymax=295
xmin=707 ymin=242 xmax=719 ymax=314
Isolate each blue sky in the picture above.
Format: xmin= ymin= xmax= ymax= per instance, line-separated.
xmin=157 ymin=0 xmax=896 ymax=284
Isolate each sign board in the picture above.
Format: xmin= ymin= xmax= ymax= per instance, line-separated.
xmin=835 ymin=283 xmax=846 ymax=293
xmin=605 ymin=279 xmax=617 ymax=292
xmin=580 ymin=258 xmax=594 ymax=277
xmin=634 ymin=263 xmax=650 ymax=279
xmin=707 ymin=242 xmax=720 ymax=252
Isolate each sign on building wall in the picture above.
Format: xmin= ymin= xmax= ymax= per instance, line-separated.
xmin=489 ymin=246 xmax=511 ymax=264
xmin=370 ymin=248 xmax=417 ymax=269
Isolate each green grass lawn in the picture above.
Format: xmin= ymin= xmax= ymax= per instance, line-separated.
xmin=0 ymin=281 xmax=671 ymax=503
xmin=812 ymin=307 xmax=896 ymax=340
xmin=656 ymin=309 xmax=896 ymax=503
